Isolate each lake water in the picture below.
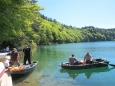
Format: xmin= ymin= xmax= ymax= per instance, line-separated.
xmin=13 ymin=41 xmax=115 ymax=86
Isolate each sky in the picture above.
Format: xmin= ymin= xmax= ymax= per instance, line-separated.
xmin=37 ymin=0 xmax=115 ymax=29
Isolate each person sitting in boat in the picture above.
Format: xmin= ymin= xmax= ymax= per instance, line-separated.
xmin=7 ymin=48 xmax=20 ymax=67
xmin=84 ymin=52 xmax=92 ymax=64
xmin=69 ymin=54 xmax=79 ymax=65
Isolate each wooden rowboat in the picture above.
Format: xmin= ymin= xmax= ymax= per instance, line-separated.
xmin=60 ymin=58 xmax=110 ymax=70
xmin=9 ymin=61 xmax=38 ymax=74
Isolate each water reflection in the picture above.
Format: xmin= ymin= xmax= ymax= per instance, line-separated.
xmin=11 ymin=71 xmax=34 ymax=85
xmin=60 ymin=66 xmax=115 ymax=79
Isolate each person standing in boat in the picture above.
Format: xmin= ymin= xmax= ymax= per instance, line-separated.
xmin=23 ymin=45 xmax=32 ymax=65
xmin=7 ymin=48 xmax=20 ymax=66
xmin=84 ymin=52 xmax=92 ymax=64
xmin=69 ymin=54 xmax=79 ymax=65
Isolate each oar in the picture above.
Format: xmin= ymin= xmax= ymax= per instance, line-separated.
xmin=100 ymin=62 xmax=115 ymax=67
xmin=108 ymin=64 xmax=115 ymax=67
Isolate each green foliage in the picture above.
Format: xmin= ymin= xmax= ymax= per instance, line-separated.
xmin=1 ymin=0 xmax=115 ymax=48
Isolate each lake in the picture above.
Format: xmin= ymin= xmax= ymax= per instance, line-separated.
xmin=13 ymin=41 xmax=115 ymax=86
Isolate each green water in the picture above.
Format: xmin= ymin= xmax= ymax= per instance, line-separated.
xmin=13 ymin=41 xmax=115 ymax=86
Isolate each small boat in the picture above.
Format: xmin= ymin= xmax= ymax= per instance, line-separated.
xmin=60 ymin=58 xmax=110 ymax=70
xmin=8 ymin=61 xmax=38 ymax=74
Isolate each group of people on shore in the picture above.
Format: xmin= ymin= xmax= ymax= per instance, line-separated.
xmin=7 ymin=45 xmax=32 ymax=67
xmin=69 ymin=52 xmax=92 ymax=65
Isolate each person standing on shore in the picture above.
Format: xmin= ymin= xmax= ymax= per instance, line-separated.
xmin=23 ymin=45 xmax=32 ymax=65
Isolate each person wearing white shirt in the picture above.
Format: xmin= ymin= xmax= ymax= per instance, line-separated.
xmin=6 ymin=46 xmax=9 ymax=52
xmin=84 ymin=52 xmax=92 ymax=64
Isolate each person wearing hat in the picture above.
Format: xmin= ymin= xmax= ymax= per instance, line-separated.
xmin=7 ymin=48 xmax=20 ymax=66
xmin=84 ymin=52 xmax=92 ymax=64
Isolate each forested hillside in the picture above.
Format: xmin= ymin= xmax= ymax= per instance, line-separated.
xmin=0 ymin=0 xmax=115 ymax=50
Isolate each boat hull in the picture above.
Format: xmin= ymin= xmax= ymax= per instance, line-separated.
xmin=10 ymin=61 xmax=38 ymax=74
xmin=60 ymin=59 xmax=109 ymax=70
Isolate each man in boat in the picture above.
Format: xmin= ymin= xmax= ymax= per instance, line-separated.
xmin=23 ymin=45 xmax=32 ymax=65
xmin=7 ymin=48 xmax=20 ymax=67
xmin=84 ymin=52 xmax=92 ymax=64
xmin=69 ymin=54 xmax=79 ymax=65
